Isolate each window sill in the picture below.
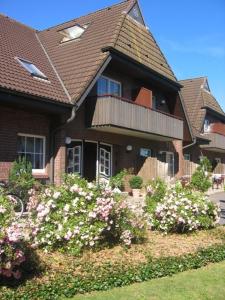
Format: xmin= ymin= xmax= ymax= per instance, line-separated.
xmin=32 ymin=173 xmax=49 ymax=179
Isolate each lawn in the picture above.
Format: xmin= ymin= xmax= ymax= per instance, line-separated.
xmin=71 ymin=261 xmax=225 ymax=300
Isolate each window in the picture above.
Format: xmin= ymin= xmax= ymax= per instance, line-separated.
xmin=184 ymin=154 xmax=191 ymax=161
xmin=99 ymin=147 xmax=111 ymax=177
xmin=140 ymin=148 xmax=152 ymax=157
xmin=16 ymin=58 xmax=48 ymax=80
xmin=128 ymin=3 xmax=145 ymax=25
xmin=17 ymin=135 xmax=45 ymax=171
xmin=59 ymin=24 xmax=88 ymax=43
xmin=202 ymin=81 xmax=210 ymax=92
xmin=204 ymin=119 xmax=211 ymax=132
xmin=97 ymin=76 xmax=121 ymax=97
xmin=67 ymin=146 xmax=81 ymax=174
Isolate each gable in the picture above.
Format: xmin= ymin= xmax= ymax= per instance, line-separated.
xmin=113 ymin=15 xmax=177 ymax=83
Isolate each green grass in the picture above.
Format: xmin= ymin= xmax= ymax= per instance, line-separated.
xmin=70 ymin=261 xmax=225 ymax=300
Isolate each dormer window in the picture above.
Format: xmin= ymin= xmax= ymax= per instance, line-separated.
xmin=16 ymin=58 xmax=48 ymax=80
xmin=59 ymin=24 xmax=88 ymax=43
xmin=204 ymin=119 xmax=211 ymax=133
xmin=202 ymin=81 xmax=210 ymax=92
xmin=128 ymin=3 xmax=145 ymax=25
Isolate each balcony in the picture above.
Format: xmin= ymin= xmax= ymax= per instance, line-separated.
xmin=201 ymin=133 xmax=225 ymax=153
xmin=88 ymin=96 xmax=183 ymax=141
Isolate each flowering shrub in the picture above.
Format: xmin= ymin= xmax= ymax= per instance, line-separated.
xmin=148 ymin=184 xmax=220 ymax=233
xmin=27 ymin=174 xmax=146 ymax=254
xmin=0 ymin=189 xmax=26 ymax=279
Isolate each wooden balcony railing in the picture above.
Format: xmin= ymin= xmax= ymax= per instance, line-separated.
xmin=90 ymin=95 xmax=183 ymax=140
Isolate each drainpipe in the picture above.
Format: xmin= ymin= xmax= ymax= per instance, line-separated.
xmin=182 ymin=137 xmax=197 ymax=150
xmin=50 ymin=104 xmax=78 ymax=184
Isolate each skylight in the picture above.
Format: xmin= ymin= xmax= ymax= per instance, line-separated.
xmin=16 ymin=58 xmax=48 ymax=80
xmin=59 ymin=24 xmax=88 ymax=43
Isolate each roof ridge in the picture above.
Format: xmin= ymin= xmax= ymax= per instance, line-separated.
xmin=179 ymin=76 xmax=206 ymax=82
xmin=0 ymin=13 xmax=36 ymax=31
xmin=39 ymin=0 xmax=133 ymax=32
xmin=111 ymin=11 xmax=128 ymax=48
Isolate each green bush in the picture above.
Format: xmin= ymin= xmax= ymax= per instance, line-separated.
xmin=129 ymin=176 xmax=143 ymax=189
xmin=1 ymin=244 xmax=225 ymax=299
xmin=190 ymin=167 xmax=212 ymax=193
xmin=8 ymin=157 xmax=35 ymax=207
xmin=109 ymin=169 xmax=128 ymax=190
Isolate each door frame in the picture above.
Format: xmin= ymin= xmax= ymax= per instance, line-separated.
xmin=67 ymin=139 xmax=112 ymax=180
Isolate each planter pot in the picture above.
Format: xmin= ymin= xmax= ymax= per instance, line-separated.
xmin=132 ymin=189 xmax=141 ymax=197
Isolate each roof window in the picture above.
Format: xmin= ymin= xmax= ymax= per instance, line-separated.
xmin=16 ymin=58 xmax=48 ymax=80
xmin=59 ymin=24 xmax=88 ymax=43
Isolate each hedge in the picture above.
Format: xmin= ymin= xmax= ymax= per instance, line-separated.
xmin=1 ymin=243 xmax=225 ymax=300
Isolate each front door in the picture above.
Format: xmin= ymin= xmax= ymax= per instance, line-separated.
xmin=66 ymin=141 xmax=112 ymax=182
xmin=83 ymin=142 xmax=97 ymax=182
xmin=67 ymin=142 xmax=82 ymax=175
xmin=99 ymin=144 xmax=112 ymax=179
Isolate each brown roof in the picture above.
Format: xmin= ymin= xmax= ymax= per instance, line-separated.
xmin=0 ymin=14 xmax=70 ymax=104
xmin=113 ymin=14 xmax=177 ymax=82
xmin=1 ymin=0 xmax=179 ymax=106
xmin=38 ymin=1 xmax=132 ymax=103
xmin=38 ymin=0 xmax=178 ymax=104
xmin=180 ymin=77 xmax=225 ymax=137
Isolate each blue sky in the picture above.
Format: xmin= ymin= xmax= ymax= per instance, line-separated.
xmin=1 ymin=0 xmax=225 ymax=110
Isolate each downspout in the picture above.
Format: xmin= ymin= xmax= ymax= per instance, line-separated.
xmin=50 ymin=104 xmax=78 ymax=184
xmin=183 ymin=137 xmax=197 ymax=150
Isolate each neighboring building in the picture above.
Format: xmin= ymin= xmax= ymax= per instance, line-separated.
xmin=180 ymin=77 xmax=225 ymax=176
xmin=0 ymin=0 xmax=193 ymax=185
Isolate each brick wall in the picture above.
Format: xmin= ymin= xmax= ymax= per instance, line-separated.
xmin=0 ymin=105 xmax=50 ymax=180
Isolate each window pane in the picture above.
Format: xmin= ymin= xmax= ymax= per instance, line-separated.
xmin=35 ymin=154 xmax=43 ymax=169
xmin=17 ymin=136 xmax=25 ymax=152
xmin=35 ymin=138 xmax=43 ymax=154
xmin=97 ymin=77 xmax=108 ymax=95
xmin=110 ymin=81 xmax=120 ymax=96
xmin=26 ymin=137 xmax=34 ymax=153
xmin=26 ymin=153 xmax=35 ymax=168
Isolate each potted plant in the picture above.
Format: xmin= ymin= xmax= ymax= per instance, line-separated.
xmin=129 ymin=175 xmax=143 ymax=197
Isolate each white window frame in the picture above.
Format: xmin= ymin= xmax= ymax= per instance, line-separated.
xmin=97 ymin=75 xmax=122 ymax=97
xmin=99 ymin=144 xmax=112 ymax=178
xmin=59 ymin=24 xmax=88 ymax=43
xmin=67 ymin=145 xmax=82 ymax=174
xmin=204 ymin=119 xmax=211 ymax=133
xmin=17 ymin=133 xmax=46 ymax=174
xmin=15 ymin=57 xmax=48 ymax=80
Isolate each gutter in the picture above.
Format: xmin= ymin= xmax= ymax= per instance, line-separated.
xmin=183 ymin=137 xmax=197 ymax=150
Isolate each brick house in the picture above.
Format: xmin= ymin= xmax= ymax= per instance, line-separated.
xmin=180 ymin=77 xmax=225 ymax=175
xmin=0 ymin=0 xmax=194 ymax=185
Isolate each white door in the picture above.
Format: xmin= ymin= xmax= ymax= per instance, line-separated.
xmin=67 ymin=145 xmax=82 ymax=174
xmin=99 ymin=145 xmax=112 ymax=178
